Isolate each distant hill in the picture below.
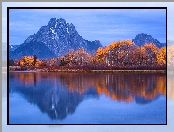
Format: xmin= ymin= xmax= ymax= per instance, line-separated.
xmin=10 ymin=42 xmax=56 ymax=60
xmin=10 ymin=18 xmax=102 ymax=60
xmin=132 ymin=33 xmax=166 ymax=48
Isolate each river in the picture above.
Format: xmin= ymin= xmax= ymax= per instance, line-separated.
xmin=8 ymin=72 xmax=166 ymax=124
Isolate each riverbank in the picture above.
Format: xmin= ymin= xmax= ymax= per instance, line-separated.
xmin=8 ymin=66 xmax=166 ymax=73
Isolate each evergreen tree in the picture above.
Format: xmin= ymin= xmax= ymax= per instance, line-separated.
xmin=33 ymin=55 xmax=37 ymax=66
xmin=59 ymin=58 xmax=66 ymax=66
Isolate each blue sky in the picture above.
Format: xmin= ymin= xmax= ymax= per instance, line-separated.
xmin=9 ymin=9 xmax=166 ymax=46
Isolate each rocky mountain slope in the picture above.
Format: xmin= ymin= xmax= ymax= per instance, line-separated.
xmin=10 ymin=18 xmax=102 ymax=60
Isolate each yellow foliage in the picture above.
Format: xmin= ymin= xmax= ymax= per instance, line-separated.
xmin=124 ymin=39 xmax=134 ymax=46
xmin=96 ymin=47 xmax=103 ymax=56
xmin=144 ymin=43 xmax=159 ymax=54
xmin=20 ymin=56 xmax=34 ymax=66
xmin=19 ymin=56 xmax=42 ymax=67
xmin=35 ymin=60 xmax=42 ymax=67
xmin=156 ymin=47 xmax=166 ymax=66
xmin=94 ymin=40 xmax=135 ymax=65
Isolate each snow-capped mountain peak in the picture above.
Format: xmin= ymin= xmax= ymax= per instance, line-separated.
xmin=10 ymin=18 xmax=102 ymax=60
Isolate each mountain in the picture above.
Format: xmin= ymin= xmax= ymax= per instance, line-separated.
xmin=132 ymin=33 xmax=166 ymax=48
xmin=9 ymin=45 xmax=20 ymax=51
xmin=10 ymin=18 xmax=102 ymax=60
xmin=85 ymin=40 xmax=102 ymax=54
xmin=10 ymin=42 xmax=56 ymax=60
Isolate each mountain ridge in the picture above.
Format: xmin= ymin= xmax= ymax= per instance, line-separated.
xmin=10 ymin=18 xmax=102 ymax=60
xmin=9 ymin=18 xmax=166 ymax=60
xmin=132 ymin=33 xmax=166 ymax=48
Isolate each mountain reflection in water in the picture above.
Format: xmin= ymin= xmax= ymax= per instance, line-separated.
xmin=9 ymin=72 xmax=166 ymax=121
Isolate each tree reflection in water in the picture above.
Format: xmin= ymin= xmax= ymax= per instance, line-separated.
xmin=9 ymin=72 xmax=166 ymax=120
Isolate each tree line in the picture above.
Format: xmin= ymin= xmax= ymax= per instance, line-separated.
xmin=9 ymin=40 xmax=166 ymax=70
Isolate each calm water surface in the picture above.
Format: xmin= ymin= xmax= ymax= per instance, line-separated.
xmin=9 ymin=72 xmax=166 ymax=124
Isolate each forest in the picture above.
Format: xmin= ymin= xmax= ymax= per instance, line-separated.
xmin=9 ymin=40 xmax=167 ymax=70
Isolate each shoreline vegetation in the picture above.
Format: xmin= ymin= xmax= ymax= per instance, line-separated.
xmin=9 ymin=40 xmax=167 ymax=74
xmin=9 ymin=66 xmax=166 ymax=73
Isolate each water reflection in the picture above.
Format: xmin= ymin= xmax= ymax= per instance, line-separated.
xmin=9 ymin=72 xmax=166 ymax=120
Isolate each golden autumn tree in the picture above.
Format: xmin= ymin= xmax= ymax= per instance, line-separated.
xmin=20 ymin=56 xmax=34 ymax=66
xmin=105 ymin=40 xmax=135 ymax=68
xmin=94 ymin=40 xmax=135 ymax=68
xmin=37 ymin=59 xmax=48 ymax=67
xmin=133 ymin=45 xmax=149 ymax=67
xmin=19 ymin=55 xmax=41 ymax=67
xmin=94 ymin=47 xmax=105 ymax=65
xmin=73 ymin=48 xmax=92 ymax=67
xmin=34 ymin=59 xmax=41 ymax=67
xmin=93 ymin=40 xmax=167 ymax=69
xmin=139 ymin=46 xmax=148 ymax=66
xmin=49 ymin=58 xmax=57 ymax=66
xmin=59 ymin=48 xmax=92 ymax=67
xmin=156 ymin=47 xmax=166 ymax=66
xmin=64 ymin=49 xmax=75 ymax=66
xmin=143 ymin=43 xmax=159 ymax=66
